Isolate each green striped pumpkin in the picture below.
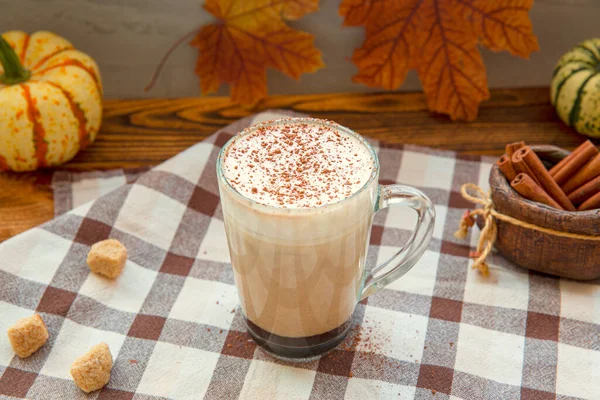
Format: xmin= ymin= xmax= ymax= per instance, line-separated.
xmin=551 ymin=38 xmax=600 ymax=138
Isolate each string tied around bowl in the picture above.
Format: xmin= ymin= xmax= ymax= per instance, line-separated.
xmin=454 ymin=183 xmax=600 ymax=277
xmin=453 ymin=184 xmax=496 ymax=276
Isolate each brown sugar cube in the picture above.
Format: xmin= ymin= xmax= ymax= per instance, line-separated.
xmin=86 ymin=239 xmax=127 ymax=279
xmin=7 ymin=314 xmax=49 ymax=358
xmin=70 ymin=342 xmax=113 ymax=393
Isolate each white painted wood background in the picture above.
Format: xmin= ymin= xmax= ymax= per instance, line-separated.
xmin=1 ymin=0 xmax=598 ymax=98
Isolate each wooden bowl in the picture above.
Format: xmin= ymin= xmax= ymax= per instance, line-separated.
xmin=489 ymin=145 xmax=600 ymax=280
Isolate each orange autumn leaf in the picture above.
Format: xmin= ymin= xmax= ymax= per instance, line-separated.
xmin=191 ymin=0 xmax=324 ymax=106
xmin=341 ymin=0 xmax=539 ymax=121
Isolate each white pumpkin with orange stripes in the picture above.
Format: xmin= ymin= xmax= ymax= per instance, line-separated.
xmin=0 ymin=31 xmax=102 ymax=171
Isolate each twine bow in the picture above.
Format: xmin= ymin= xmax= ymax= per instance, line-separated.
xmin=454 ymin=184 xmax=496 ymax=276
xmin=454 ymin=183 xmax=600 ymax=277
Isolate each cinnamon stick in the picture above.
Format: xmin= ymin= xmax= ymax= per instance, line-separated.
xmin=511 ymin=173 xmax=563 ymax=209
xmin=568 ymin=175 xmax=600 ymax=205
xmin=511 ymin=151 xmax=541 ymax=186
xmin=551 ymin=141 xmax=599 ymax=185
xmin=578 ymin=191 xmax=600 ymax=211
xmin=561 ymin=153 xmax=600 ymax=194
xmin=506 ymin=141 xmax=526 ymax=158
xmin=514 ymin=146 xmax=576 ymax=211
xmin=549 ymin=140 xmax=595 ymax=177
xmin=496 ymin=155 xmax=517 ymax=182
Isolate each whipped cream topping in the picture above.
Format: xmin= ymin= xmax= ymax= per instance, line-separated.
xmin=222 ymin=120 xmax=375 ymax=208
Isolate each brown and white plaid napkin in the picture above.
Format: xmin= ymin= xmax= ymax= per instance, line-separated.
xmin=52 ymin=168 xmax=150 ymax=216
xmin=1 ymin=111 xmax=599 ymax=400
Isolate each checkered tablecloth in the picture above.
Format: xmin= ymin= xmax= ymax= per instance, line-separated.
xmin=1 ymin=111 xmax=599 ymax=400
xmin=51 ymin=167 xmax=150 ymax=217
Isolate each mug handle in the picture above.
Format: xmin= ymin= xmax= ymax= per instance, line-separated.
xmin=360 ymin=184 xmax=436 ymax=301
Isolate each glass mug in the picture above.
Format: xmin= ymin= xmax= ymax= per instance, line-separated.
xmin=217 ymin=118 xmax=435 ymax=359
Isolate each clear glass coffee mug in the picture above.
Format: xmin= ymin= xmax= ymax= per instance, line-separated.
xmin=217 ymin=118 xmax=435 ymax=359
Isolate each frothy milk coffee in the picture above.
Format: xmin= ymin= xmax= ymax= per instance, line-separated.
xmin=220 ymin=119 xmax=377 ymax=354
xmin=218 ymin=118 xmax=435 ymax=359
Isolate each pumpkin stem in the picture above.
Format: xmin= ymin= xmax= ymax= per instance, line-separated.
xmin=0 ymin=36 xmax=31 ymax=85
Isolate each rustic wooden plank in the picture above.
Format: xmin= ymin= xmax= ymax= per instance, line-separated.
xmin=0 ymin=173 xmax=54 ymax=241
xmin=0 ymin=88 xmax=594 ymax=242
xmin=58 ymin=88 xmax=587 ymax=170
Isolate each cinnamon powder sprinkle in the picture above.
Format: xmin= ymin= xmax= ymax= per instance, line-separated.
xmin=222 ymin=120 xmax=375 ymax=208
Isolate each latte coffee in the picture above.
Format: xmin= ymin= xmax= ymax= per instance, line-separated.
xmin=217 ymin=118 xmax=435 ymax=358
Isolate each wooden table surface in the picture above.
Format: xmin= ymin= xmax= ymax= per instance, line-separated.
xmin=0 ymin=87 xmax=593 ymax=242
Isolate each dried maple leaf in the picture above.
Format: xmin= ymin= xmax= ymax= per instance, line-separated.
xmin=341 ymin=0 xmax=539 ymax=121
xmin=192 ymin=0 xmax=323 ymax=105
